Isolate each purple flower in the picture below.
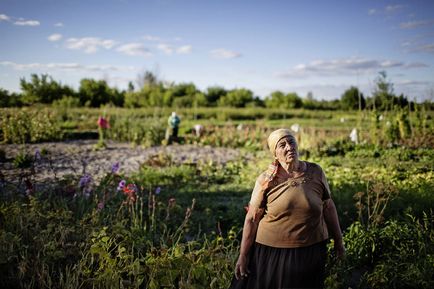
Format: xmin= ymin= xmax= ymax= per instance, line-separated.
xmin=111 ymin=162 xmax=120 ymax=174
xmin=83 ymin=187 xmax=91 ymax=198
xmin=79 ymin=174 xmax=92 ymax=188
xmin=155 ymin=187 xmax=161 ymax=195
xmin=35 ymin=149 xmax=41 ymax=161
xmin=97 ymin=201 xmax=105 ymax=211
xmin=117 ymin=180 xmax=126 ymax=191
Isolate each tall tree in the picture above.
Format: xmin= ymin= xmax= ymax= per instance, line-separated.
xmin=372 ymin=71 xmax=394 ymax=111
xmin=79 ymin=79 xmax=123 ymax=107
xmin=341 ymin=86 xmax=365 ymax=110
xmin=205 ymin=86 xmax=227 ymax=106
xmin=20 ymin=74 xmax=74 ymax=104
xmin=218 ymin=88 xmax=254 ymax=107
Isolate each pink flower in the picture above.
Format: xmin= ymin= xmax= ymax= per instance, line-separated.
xmin=117 ymin=180 xmax=126 ymax=191
xmin=111 ymin=162 xmax=120 ymax=174
xmin=97 ymin=201 xmax=105 ymax=211
xmin=168 ymin=197 xmax=176 ymax=208
xmin=97 ymin=117 xmax=110 ymax=129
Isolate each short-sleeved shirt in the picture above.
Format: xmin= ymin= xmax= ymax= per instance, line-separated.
xmin=248 ymin=161 xmax=330 ymax=248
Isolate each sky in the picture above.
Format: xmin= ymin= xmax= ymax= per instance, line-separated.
xmin=1 ymin=0 xmax=434 ymax=101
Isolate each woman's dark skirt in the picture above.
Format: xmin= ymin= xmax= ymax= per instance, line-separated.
xmin=229 ymin=241 xmax=327 ymax=289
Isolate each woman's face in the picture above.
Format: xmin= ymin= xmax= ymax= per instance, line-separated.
xmin=275 ymin=136 xmax=298 ymax=164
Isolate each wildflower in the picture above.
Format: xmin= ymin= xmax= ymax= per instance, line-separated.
xmin=79 ymin=174 xmax=92 ymax=188
xmin=123 ymin=183 xmax=137 ymax=203
xmin=168 ymin=197 xmax=176 ymax=208
xmin=25 ymin=179 xmax=34 ymax=196
xmin=111 ymin=162 xmax=120 ymax=174
xmin=34 ymin=149 xmax=41 ymax=161
xmin=123 ymin=183 xmax=137 ymax=194
xmin=155 ymin=187 xmax=161 ymax=195
xmin=83 ymin=187 xmax=92 ymax=198
xmin=97 ymin=116 xmax=110 ymax=129
xmin=117 ymin=180 xmax=126 ymax=191
xmin=97 ymin=201 xmax=105 ymax=211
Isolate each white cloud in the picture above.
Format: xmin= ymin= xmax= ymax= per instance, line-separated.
xmin=385 ymin=4 xmax=405 ymax=13
xmin=65 ymin=37 xmax=116 ymax=53
xmin=116 ymin=43 xmax=152 ymax=57
xmin=410 ymin=43 xmax=434 ymax=54
xmin=157 ymin=43 xmax=174 ymax=55
xmin=210 ymin=48 xmax=241 ymax=59
xmin=14 ymin=19 xmax=40 ymax=26
xmin=368 ymin=9 xmax=377 ymax=15
xmin=396 ymin=80 xmax=431 ymax=86
xmin=369 ymin=5 xmax=405 ymax=17
xmin=0 ymin=61 xmax=136 ymax=72
xmin=177 ymin=45 xmax=192 ymax=54
xmin=275 ymin=57 xmax=428 ymax=78
xmin=1 ymin=14 xmax=40 ymax=26
xmin=400 ymin=19 xmax=434 ymax=29
xmin=0 ymin=14 xmax=10 ymax=21
xmin=48 ymin=33 xmax=63 ymax=42
xmin=143 ymin=34 xmax=161 ymax=41
xmin=404 ymin=61 xmax=430 ymax=68
xmin=54 ymin=22 xmax=64 ymax=27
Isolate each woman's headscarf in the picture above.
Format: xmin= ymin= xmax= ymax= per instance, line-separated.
xmin=247 ymin=128 xmax=297 ymax=218
xmin=267 ymin=128 xmax=294 ymax=156
xmin=261 ymin=128 xmax=295 ymax=187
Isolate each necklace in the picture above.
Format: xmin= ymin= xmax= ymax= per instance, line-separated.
xmin=271 ymin=162 xmax=311 ymax=187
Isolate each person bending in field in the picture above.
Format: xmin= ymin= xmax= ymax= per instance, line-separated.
xmin=166 ymin=111 xmax=181 ymax=144
xmin=229 ymin=128 xmax=345 ymax=289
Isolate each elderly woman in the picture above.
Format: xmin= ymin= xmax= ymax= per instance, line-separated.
xmin=230 ymin=128 xmax=345 ymax=289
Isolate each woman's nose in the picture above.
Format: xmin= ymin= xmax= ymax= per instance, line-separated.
xmin=284 ymin=142 xmax=294 ymax=151
xmin=288 ymin=143 xmax=296 ymax=151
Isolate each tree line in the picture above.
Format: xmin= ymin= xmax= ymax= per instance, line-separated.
xmin=0 ymin=71 xmax=429 ymax=110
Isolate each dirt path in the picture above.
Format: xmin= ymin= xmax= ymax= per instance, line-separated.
xmin=0 ymin=140 xmax=246 ymax=188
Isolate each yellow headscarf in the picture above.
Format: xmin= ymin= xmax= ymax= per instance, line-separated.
xmin=267 ymin=128 xmax=294 ymax=156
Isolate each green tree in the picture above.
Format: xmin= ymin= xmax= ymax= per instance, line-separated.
xmin=265 ymin=91 xmax=285 ymax=108
xmin=218 ymin=88 xmax=254 ymax=107
xmin=372 ymin=71 xmax=394 ymax=111
xmin=136 ymin=70 xmax=159 ymax=89
xmin=20 ymin=74 xmax=74 ymax=105
xmin=341 ymin=86 xmax=366 ymax=110
xmin=78 ymin=79 xmax=123 ymax=107
xmin=0 ymin=88 xmax=22 ymax=107
xmin=169 ymin=83 xmax=198 ymax=108
xmin=265 ymin=91 xmax=302 ymax=109
xmin=127 ymin=81 xmax=135 ymax=92
xmin=205 ymin=86 xmax=227 ymax=106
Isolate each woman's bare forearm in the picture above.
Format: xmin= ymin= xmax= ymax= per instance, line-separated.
xmin=239 ymin=214 xmax=259 ymax=257
xmin=324 ymin=199 xmax=343 ymax=243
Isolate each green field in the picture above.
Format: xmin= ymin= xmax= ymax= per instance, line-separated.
xmin=0 ymin=107 xmax=433 ymax=289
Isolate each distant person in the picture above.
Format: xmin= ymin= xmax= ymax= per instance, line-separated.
xmin=229 ymin=128 xmax=345 ymax=289
xmin=193 ymin=124 xmax=204 ymax=137
xmin=166 ymin=111 xmax=181 ymax=144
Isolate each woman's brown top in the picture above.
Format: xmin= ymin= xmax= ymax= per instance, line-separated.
xmin=248 ymin=161 xmax=330 ymax=248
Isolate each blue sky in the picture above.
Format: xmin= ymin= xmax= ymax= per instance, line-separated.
xmin=1 ymin=0 xmax=434 ymax=101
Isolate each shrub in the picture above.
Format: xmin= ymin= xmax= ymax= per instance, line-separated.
xmin=326 ymin=213 xmax=434 ymax=289
xmin=0 ymin=108 xmax=63 ymax=143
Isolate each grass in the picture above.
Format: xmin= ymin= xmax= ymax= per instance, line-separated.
xmin=0 ymin=106 xmax=433 ymax=288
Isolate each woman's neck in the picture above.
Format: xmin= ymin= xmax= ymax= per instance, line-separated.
xmin=280 ymin=159 xmax=303 ymax=174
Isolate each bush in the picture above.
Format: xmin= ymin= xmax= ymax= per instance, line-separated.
xmin=326 ymin=213 xmax=434 ymax=289
xmin=0 ymin=108 xmax=63 ymax=143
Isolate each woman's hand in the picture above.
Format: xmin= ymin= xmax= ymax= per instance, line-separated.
xmin=334 ymin=239 xmax=345 ymax=259
xmin=235 ymin=254 xmax=250 ymax=280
